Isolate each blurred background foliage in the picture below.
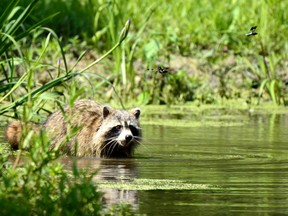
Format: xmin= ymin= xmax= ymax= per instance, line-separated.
xmin=0 ymin=0 xmax=288 ymax=114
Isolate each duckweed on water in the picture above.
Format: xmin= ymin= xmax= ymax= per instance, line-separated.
xmin=98 ymin=179 xmax=219 ymax=191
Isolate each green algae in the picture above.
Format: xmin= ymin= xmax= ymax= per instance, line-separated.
xmin=98 ymin=178 xmax=219 ymax=191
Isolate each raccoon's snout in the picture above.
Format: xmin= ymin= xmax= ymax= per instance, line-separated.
xmin=125 ymin=134 xmax=133 ymax=142
xmin=118 ymin=133 xmax=134 ymax=147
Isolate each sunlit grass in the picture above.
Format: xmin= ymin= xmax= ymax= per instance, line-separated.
xmin=1 ymin=0 xmax=287 ymax=106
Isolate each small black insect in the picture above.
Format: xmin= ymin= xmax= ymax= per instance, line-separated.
xmin=156 ymin=66 xmax=169 ymax=74
xmin=245 ymin=26 xmax=258 ymax=36
xmin=148 ymin=66 xmax=170 ymax=74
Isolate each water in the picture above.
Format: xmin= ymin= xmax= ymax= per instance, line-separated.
xmin=131 ymin=113 xmax=288 ymax=215
xmin=1 ymin=111 xmax=288 ymax=215
xmin=72 ymin=112 xmax=288 ymax=215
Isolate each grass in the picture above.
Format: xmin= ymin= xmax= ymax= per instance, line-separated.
xmin=0 ymin=129 xmax=101 ymax=215
xmin=0 ymin=1 xmax=135 ymax=215
xmin=1 ymin=0 xmax=288 ymax=107
xmin=0 ymin=13 xmax=130 ymax=116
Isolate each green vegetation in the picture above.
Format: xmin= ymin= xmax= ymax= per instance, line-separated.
xmin=1 ymin=0 xmax=288 ymax=110
xmin=0 ymin=0 xmax=287 ymax=214
xmin=0 ymin=1 xmax=134 ymax=214
xmin=99 ymin=178 xmax=218 ymax=191
xmin=0 ymin=134 xmax=101 ymax=215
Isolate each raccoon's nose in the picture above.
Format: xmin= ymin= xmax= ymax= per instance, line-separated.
xmin=125 ymin=134 xmax=133 ymax=142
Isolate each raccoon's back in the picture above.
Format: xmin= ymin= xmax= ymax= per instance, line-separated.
xmin=44 ymin=100 xmax=103 ymax=129
xmin=43 ymin=100 xmax=104 ymax=153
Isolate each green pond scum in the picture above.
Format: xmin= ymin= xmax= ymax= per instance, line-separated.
xmin=98 ymin=178 xmax=219 ymax=191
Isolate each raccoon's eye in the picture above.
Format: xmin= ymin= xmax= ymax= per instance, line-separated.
xmin=111 ymin=125 xmax=122 ymax=133
xmin=115 ymin=125 xmax=122 ymax=130
xmin=129 ymin=125 xmax=139 ymax=136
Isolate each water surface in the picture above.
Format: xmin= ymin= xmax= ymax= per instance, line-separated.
xmin=1 ymin=111 xmax=288 ymax=215
xmin=136 ymin=114 xmax=288 ymax=215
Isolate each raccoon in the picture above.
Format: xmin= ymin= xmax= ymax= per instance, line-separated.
xmin=5 ymin=99 xmax=142 ymax=158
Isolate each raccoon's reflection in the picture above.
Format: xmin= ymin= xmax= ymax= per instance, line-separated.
xmin=62 ymin=157 xmax=139 ymax=207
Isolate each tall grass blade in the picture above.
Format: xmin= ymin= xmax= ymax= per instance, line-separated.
xmin=269 ymin=80 xmax=277 ymax=105
xmin=79 ymin=19 xmax=131 ymax=74
xmin=42 ymin=27 xmax=68 ymax=73
xmin=0 ymin=0 xmax=19 ymax=26
xmin=0 ymin=72 xmax=78 ymax=115
xmin=259 ymin=79 xmax=268 ymax=99
xmin=0 ymin=1 xmax=57 ymax=57
xmin=5 ymin=0 xmax=39 ymax=36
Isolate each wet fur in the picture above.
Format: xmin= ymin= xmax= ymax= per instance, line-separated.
xmin=5 ymin=100 xmax=142 ymax=158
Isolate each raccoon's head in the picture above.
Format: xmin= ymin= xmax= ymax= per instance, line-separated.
xmin=95 ymin=106 xmax=142 ymax=157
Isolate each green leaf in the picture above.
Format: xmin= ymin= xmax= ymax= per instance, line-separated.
xmin=269 ymin=79 xmax=277 ymax=105
xmin=37 ymin=92 xmax=62 ymax=101
xmin=143 ymin=39 xmax=160 ymax=62
xmin=258 ymin=78 xmax=268 ymax=98
xmin=0 ymin=0 xmax=19 ymax=27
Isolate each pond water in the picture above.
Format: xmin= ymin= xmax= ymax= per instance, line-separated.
xmin=70 ymin=110 xmax=288 ymax=215
xmin=1 ymin=110 xmax=288 ymax=215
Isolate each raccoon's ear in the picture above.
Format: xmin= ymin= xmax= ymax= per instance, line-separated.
xmin=103 ymin=106 xmax=112 ymax=119
xmin=131 ymin=108 xmax=141 ymax=119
